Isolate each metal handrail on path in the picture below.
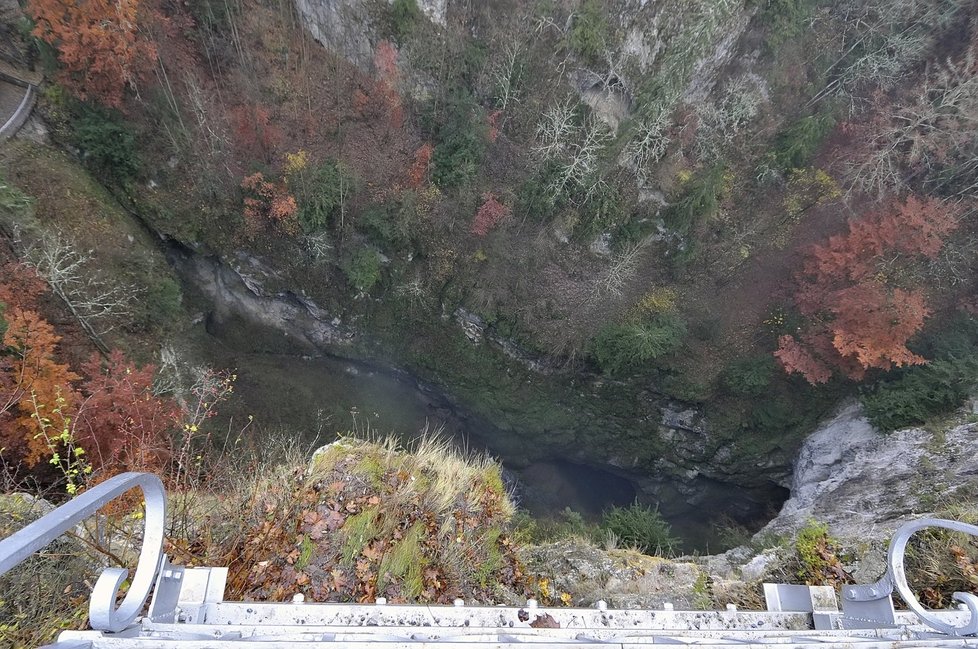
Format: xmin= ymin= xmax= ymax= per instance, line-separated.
xmin=0 ymin=472 xmax=167 ymax=633
xmin=2 ymin=471 xmax=978 ymax=643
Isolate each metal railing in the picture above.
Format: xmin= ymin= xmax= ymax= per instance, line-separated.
xmin=0 ymin=472 xmax=167 ymax=633
xmin=2 ymin=471 xmax=978 ymax=640
xmin=841 ymin=518 xmax=978 ymax=636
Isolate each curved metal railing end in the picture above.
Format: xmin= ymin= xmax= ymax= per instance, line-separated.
xmin=0 ymin=472 xmax=167 ymax=633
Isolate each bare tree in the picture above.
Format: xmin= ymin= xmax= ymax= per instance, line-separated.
xmin=591 ymin=241 xmax=647 ymax=300
xmin=846 ymin=52 xmax=978 ymax=198
xmin=490 ymin=39 xmax=525 ymax=112
xmin=23 ymin=231 xmax=139 ymax=340
xmin=534 ymin=100 xmax=612 ymax=203
xmin=621 ymin=110 xmax=672 ymax=185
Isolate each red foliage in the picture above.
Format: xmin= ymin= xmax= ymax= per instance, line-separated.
xmin=28 ymin=0 xmax=158 ymax=108
xmin=470 ymin=192 xmax=511 ymax=236
xmin=373 ymin=40 xmax=399 ymax=82
xmin=777 ymin=195 xmax=959 ymax=383
xmin=0 ymin=262 xmax=46 ymax=312
xmin=233 ymin=105 xmax=282 ymax=163
xmin=75 ymin=351 xmax=178 ymax=477
xmin=369 ymin=40 xmax=403 ymax=130
xmin=0 ymin=306 xmax=81 ymax=466
xmin=407 ymin=143 xmax=433 ymax=187
xmin=241 ymin=172 xmax=299 ymax=238
xmin=487 ymin=110 xmax=502 ymax=143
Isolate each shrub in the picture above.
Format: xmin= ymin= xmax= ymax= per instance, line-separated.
xmin=723 ymin=355 xmax=776 ymax=395
xmin=344 ymin=248 xmax=382 ymax=292
xmin=429 ymin=90 xmax=488 ymax=188
xmin=286 ymin=156 xmax=354 ymax=233
xmin=759 ymin=0 xmax=821 ymax=51
xmin=793 ymin=519 xmax=850 ymax=586
xmin=70 ymin=104 xmax=140 ymax=183
xmin=601 ymin=502 xmax=678 ymax=555
xmin=662 ymin=165 xmax=726 ymax=236
xmin=134 ymin=273 xmax=182 ymax=332
xmin=470 ymin=192 xmax=510 ymax=236
xmin=590 ymin=313 xmax=686 ymax=375
xmin=861 ymin=357 xmax=978 ymax=432
xmin=770 ymin=113 xmax=835 ymax=172
xmin=516 ymin=161 xmax=566 ymax=222
xmin=387 ymin=0 xmax=423 ymax=44
xmin=567 ymin=0 xmax=609 ymax=62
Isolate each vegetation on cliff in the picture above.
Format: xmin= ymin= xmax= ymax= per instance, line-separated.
xmin=3 ymin=0 xmax=978 ymax=640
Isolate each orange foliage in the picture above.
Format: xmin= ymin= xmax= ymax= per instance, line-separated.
xmin=369 ymin=40 xmax=403 ymax=130
xmin=28 ymin=0 xmax=158 ymax=107
xmin=75 ymin=351 xmax=178 ymax=478
xmin=233 ymin=105 xmax=283 ymax=164
xmin=1 ymin=265 xmax=180 ymax=484
xmin=777 ymin=196 xmax=958 ymax=383
xmin=407 ymin=143 xmax=433 ymax=187
xmin=487 ymin=110 xmax=502 ymax=143
xmin=241 ymin=172 xmax=299 ymax=238
xmin=0 ymin=306 xmax=81 ymax=466
xmin=471 ymin=192 xmax=511 ymax=236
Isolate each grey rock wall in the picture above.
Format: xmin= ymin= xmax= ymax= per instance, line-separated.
xmin=757 ymin=401 xmax=978 ymax=542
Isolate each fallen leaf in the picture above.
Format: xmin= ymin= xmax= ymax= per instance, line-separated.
xmin=530 ymin=613 xmax=560 ymax=629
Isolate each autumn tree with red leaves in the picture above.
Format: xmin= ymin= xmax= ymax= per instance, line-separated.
xmin=407 ymin=143 xmax=433 ymax=187
xmin=28 ymin=0 xmax=158 ymax=107
xmin=471 ymin=192 xmax=511 ymax=236
xmin=1 ymin=263 xmax=181 ymax=487
xmin=241 ymin=172 xmax=299 ymax=238
xmin=776 ymin=196 xmax=959 ymax=383
xmin=374 ymin=40 xmax=401 ymax=126
xmin=234 ymin=105 xmax=283 ymax=164
xmin=75 ymin=350 xmax=179 ymax=477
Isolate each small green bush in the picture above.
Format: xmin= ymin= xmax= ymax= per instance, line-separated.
xmin=291 ymin=160 xmax=354 ymax=233
xmin=515 ymin=161 xmax=566 ymax=222
xmin=601 ymin=502 xmax=678 ymax=555
xmin=663 ymin=165 xmax=725 ymax=236
xmin=574 ymin=181 xmax=627 ymax=241
xmin=70 ymin=104 xmax=140 ymax=183
xmin=387 ymin=0 xmax=423 ymax=44
xmin=137 ymin=275 xmax=183 ymax=331
xmin=769 ymin=113 xmax=835 ymax=172
xmin=758 ymin=0 xmax=821 ymax=51
xmin=724 ymin=355 xmax=776 ymax=396
xmin=861 ymin=357 xmax=978 ymax=432
xmin=344 ymin=248 xmax=382 ymax=292
xmin=567 ymin=0 xmax=609 ymax=62
xmin=590 ymin=313 xmax=686 ymax=375
xmin=357 ymin=195 xmax=421 ymax=251
xmin=429 ymin=91 xmax=488 ymax=189
xmin=861 ymin=314 xmax=978 ymax=432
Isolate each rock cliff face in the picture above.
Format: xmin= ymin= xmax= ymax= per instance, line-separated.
xmin=757 ymin=401 xmax=978 ymax=542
